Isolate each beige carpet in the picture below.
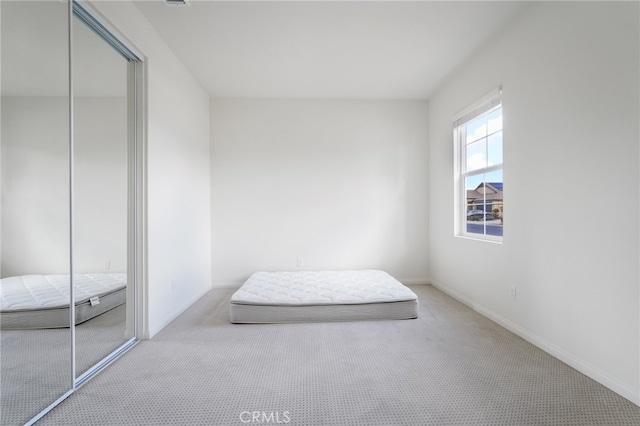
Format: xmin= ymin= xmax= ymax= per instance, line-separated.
xmin=37 ymin=285 xmax=640 ymax=425
xmin=1 ymin=305 xmax=128 ymax=426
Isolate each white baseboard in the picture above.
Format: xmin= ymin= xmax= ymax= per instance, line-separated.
xmin=399 ymin=278 xmax=430 ymax=286
xmin=429 ymin=279 xmax=640 ymax=407
xmin=148 ymin=285 xmax=212 ymax=338
xmin=212 ymin=277 xmax=431 ymax=289
xmin=211 ymin=280 xmax=244 ymax=289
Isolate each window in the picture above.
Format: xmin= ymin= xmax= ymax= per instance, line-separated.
xmin=454 ymin=88 xmax=503 ymax=241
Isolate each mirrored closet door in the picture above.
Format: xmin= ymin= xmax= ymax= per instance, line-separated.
xmin=0 ymin=1 xmax=144 ymax=424
xmin=72 ymin=9 xmax=131 ymax=380
xmin=1 ymin=2 xmax=72 ymax=425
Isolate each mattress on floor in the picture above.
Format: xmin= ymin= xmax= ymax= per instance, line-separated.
xmin=0 ymin=273 xmax=127 ymax=329
xmin=230 ymin=270 xmax=418 ymax=324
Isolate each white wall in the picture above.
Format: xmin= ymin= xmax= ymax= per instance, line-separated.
xmin=1 ymin=97 xmax=70 ymax=277
xmin=0 ymin=1 xmax=3 ymax=279
xmin=1 ymin=97 xmax=127 ymax=277
xmin=428 ymin=1 xmax=639 ymax=403
xmin=74 ymin=98 xmax=128 ymax=274
xmin=92 ymin=0 xmax=211 ymax=338
xmin=210 ymin=99 xmax=429 ymax=287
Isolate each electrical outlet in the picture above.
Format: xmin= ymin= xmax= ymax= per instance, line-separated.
xmin=171 ymin=280 xmax=176 ymax=291
xmin=296 ymin=258 xmax=304 ymax=268
xmin=510 ymin=285 xmax=517 ymax=300
xmin=104 ymin=260 xmax=111 ymax=270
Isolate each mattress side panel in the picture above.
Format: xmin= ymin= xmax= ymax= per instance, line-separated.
xmin=1 ymin=273 xmax=126 ymax=312
xmin=229 ymin=299 xmax=418 ymax=324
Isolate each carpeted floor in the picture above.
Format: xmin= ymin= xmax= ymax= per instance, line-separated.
xmin=36 ymin=285 xmax=640 ymax=426
xmin=1 ymin=305 xmax=129 ymax=426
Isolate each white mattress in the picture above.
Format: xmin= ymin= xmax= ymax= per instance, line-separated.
xmin=230 ymin=270 xmax=418 ymax=323
xmin=1 ymin=273 xmax=127 ymax=329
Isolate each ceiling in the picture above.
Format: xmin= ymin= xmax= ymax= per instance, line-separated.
xmin=133 ymin=0 xmax=530 ymax=100
xmin=1 ymin=1 xmax=127 ymax=97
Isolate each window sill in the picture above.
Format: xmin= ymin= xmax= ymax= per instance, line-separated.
xmin=456 ymin=234 xmax=503 ymax=244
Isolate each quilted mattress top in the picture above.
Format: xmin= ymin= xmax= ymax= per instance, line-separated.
xmin=1 ymin=273 xmax=126 ymax=312
xmin=231 ymin=270 xmax=417 ymax=306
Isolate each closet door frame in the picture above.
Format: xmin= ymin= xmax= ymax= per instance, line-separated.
xmin=70 ymin=0 xmax=147 ymax=386
xmin=24 ymin=1 xmax=147 ymax=424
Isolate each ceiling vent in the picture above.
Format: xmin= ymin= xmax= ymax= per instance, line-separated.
xmin=165 ymin=0 xmax=189 ymax=6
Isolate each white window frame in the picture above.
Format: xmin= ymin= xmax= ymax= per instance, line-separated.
xmin=453 ymin=87 xmax=503 ymax=243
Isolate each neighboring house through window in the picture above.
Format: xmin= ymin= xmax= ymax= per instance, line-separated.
xmin=454 ymin=87 xmax=503 ymax=241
